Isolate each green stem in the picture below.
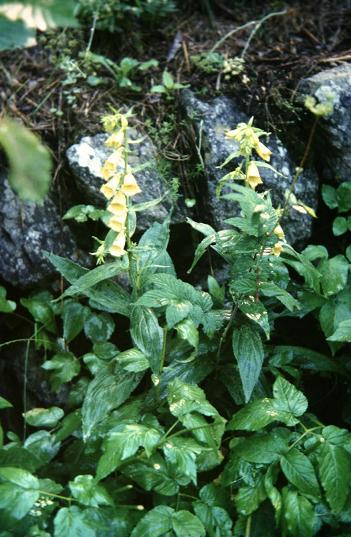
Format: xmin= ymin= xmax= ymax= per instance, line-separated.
xmin=245 ymin=515 xmax=252 ymax=537
xmin=288 ymin=426 xmax=321 ymax=451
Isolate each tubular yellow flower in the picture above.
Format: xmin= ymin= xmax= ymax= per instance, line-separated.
xmin=273 ymin=224 xmax=285 ymax=240
xmin=272 ymin=242 xmax=284 ymax=256
xmin=120 ymin=173 xmax=141 ymax=197
xmin=246 ymin=162 xmax=263 ymax=190
xmin=100 ymin=149 xmax=125 ymax=180
xmin=100 ymin=176 xmax=120 ymax=199
xmin=105 ymin=130 xmax=125 ymax=150
xmin=255 ymin=141 xmax=272 ymax=162
xmin=108 ymin=213 xmax=127 ymax=233
xmin=109 ymin=231 xmax=127 ymax=257
xmin=107 ymin=192 xmax=127 ymax=214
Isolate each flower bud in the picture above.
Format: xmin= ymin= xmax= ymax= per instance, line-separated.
xmin=272 ymin=242 xmax=283 ymax=256
xmin=273 ymin=224 xmax=285 ymax=240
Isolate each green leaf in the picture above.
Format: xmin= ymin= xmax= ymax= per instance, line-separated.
xmin=0 ymin=117 xmax=52 ymax=201
xmin=122 ymin=454 xmax=179 ymax=496
xmin=333 ymin=216 xmax=348 ymax=236
xmin=54 ymin=506 xmax=96 ymax=537
xmin=237 ymin=431 xmax=289 ymax=464
xmin=320 ymin=255 xmax=349 ymax=297
xmin=280 ymin=448 xmax=320 ymax=497
xmin=117 ymin=348 xmax=149 ymax=373
xmin=0 ymin=396 xmax=12 ymax=410
xmin=97 ymin=424 xmax=162 ymax=480
xmin=130 ymin=307 xmax=163 ymax=374
xmin=63 ymin=204 xmax=105 ymax=223
xmin=175 ymin=319 xmax=199 ymax=349
xmin=281 ymin=488 xmax=316 ymax=537
xmin=131 ymin=506 xmax=173 ymax=537
xmin=167 ymin=378 xmax=225 ymax=448
xmin=69 ymin=475 xmax=112 ymax=507
xmin=327 ymin=319 xmax=351 ymax=342
xmin=162 ymin=437 xmax=203 ymax=486
xmin=60 ymin=262 xmax=124 ymax=299
xmin=0 ymin=467 xmax=39 ymax=520
xmin=336 ymin=182 xmax=351 ymax=212
xmin=319 ymin=442 xmax=351 ymax=512
xmin=162 ymin=70 xmax=174 ymax=89
xmin=234 ymin=476 xmax=267 ymax=516
xmin=1 ymin=0 xmax=79 ymax=29
xmin=272 ymin=376 xmax=308 ymax=425
xmin=0 ymin=286 xmax=16 ymax=313
xmin=321 ymin=184 xmax=338 ymax=209
xmin=42 ymin=352 xmax=80 ymax=391
xmin=23 ymin=407 xmax=64 ymax=428
xmin=45 ymin=253 xmax=130 ymax=317
xmin=82 ymin=363 xmax=143 ymax=439
xmin=63 ymin=301 xmax=87 ymax=343
xmin=193 ymin=502 xmax=232 ymax=537
xmin=232 ymin=325 xmax=264 ymax=402
xmin=0 ymin=15 xmax=35 ymax=51
xmin=21 ymin=293 xmax=56 ymax=333
xmin=84 ymin=311 xmax=115 ymax=343
xmin=228 ymin=399 xmax=278 ymax=431
xmin=260 ymin=282 xmax=300 ymax=311
xmin=172 ymin=510 xmax=205 ymax=537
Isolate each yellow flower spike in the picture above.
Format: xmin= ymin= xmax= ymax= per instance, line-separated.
xmin=109 ymin=231 xmax=127 ymax=257
xmin=100 ymin=176 xmax=121 ymax=199
xmin=105 ymin=130 xmax=125 ymax=150
xmin=120 ymin=172 xmax=141 ymax=197
xmin=107 ymin=192 xmax=127 ymax=214
xmin=273 ymin=224 xmax=285 ymax=240
xmin=272 ymin=242 xmax=284 ymax=257
xmin=255 ymin=141 xmax=272 ymax=162
xmin=246 ymin=161 xmax=263 ymax=190
xmin=108 ymin=213 xmax=127 ymax=233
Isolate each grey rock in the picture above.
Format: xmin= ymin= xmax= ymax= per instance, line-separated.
xmin=66 ymin=131 xmax=185 ymax=230
xmin=181 ymin=90 xmax=319 ymax=246
xmin=0 ymin=170 xmax=86 ymax=288
xmin=299 ymin=64 xmax=351 ymax=183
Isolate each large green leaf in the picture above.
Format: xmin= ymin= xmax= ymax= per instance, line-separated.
xmin=81 ymin=363 xmax=143 ymax=439
xmin=237 ymin=431 xmax=289 ymax=464
xmin=0 ymin=467 xmax=39 ymax=520
xmin=63 ymin=301 xmax=87 ymax=343
xmin=227 ymin=399 xmax=278 ymax=431
xmin=54 ymin=506 xmax=96 ymax=537
xmin=319 ymin=255 xmax=349 ymax=297
xmin=23 ymin=406 xmax=64 ymax=428
xmin=168 ymin=379 xmax=225 ymax=448
xmin=0 ymin=15 xmax=35 ymax=50
xmin=131 ymin=506 xmax=205 ymax=537
xmin=319 ymin=442 xmax=351 ymax=512
xmin=130 ymin=306 xmax=164 ymax=374
xmin=0 ymin=0 xmax=79 ymax=30
xmin=97 ymin=424 xmax=162 ymax=480
xmin=68 ymin=475 xmax=112 ymax=507
xmin=0 ymin=117 xmax=52 ymax=201
xmin=42 ymin=352 xmax=80 ymax=391
xmin=280 ymin=448 xmax=320 ymax=497
xmin=45 ymin=253 xmax=130 ymax=316
xmin=172 ymin=510 xmax=205 ymax=537
xmin=281 ymin=489 xmax=316 ymax=537
xmin=232 ymin=325 xmax=264 ymax=402
xmin=327 ymin=319 xmax=351 ymax=342
xmin=272 ymin=377 xmax=308 ymax=425
xmin=131 ymin=506 xmax=173 ymax=537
